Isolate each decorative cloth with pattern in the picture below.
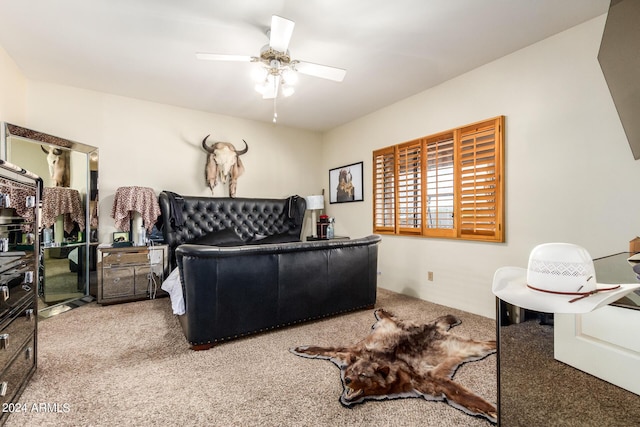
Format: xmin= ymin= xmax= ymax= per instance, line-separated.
xmin=42 ymin=187 xmax=85 ymax=233
xmin=111 ymin=186 xmax=160 ymax=232
xmin=0 ymin=177 xmax=37 ymax=232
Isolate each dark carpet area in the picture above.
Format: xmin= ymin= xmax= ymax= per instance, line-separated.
xmin=498 ymin=320 xmax=640 ymax=427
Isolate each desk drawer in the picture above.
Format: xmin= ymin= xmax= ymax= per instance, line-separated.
xmin=0 ymin=300 xmax=35 ymax=369
xmin=102 ymin=251 xmax=148 ymax=266
xmin=134 ymin=265 xmax=151 ymax=296
xmin=102 ymin=267 xmax=135 ymax=298
xmin=0 ymin=335 xmax=35 ymax=406
xmin=0 ymin=263 xmax=35 ymax=319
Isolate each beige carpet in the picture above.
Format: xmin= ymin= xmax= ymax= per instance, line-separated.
xmin=499 ymin=320 xmax=640 ymax=427
xmin=6 ymin=289 xmax=496 ymax=427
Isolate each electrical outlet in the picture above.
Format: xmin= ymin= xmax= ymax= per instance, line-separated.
xmin=428 ymin=271 xmax=434 ymax=281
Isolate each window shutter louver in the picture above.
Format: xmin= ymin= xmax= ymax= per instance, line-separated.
xmin=457 ymin=117 xmax=503 ymax=241
xmin=396 ymin=141 xmax=422 ymax=234
xmin=373 ymin=148 xmax=396 ymax=233
xmin=424 ymin=133 xmax=455 ymax=237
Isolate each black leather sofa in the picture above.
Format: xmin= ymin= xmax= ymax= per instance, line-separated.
xmin=158 ymin=191 xmax=381 ymax=349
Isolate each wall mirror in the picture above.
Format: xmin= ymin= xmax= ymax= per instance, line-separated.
xmin=1 ymin=123 xmax=98 ymax=314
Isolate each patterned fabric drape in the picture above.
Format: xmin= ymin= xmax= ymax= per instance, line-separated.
xmin=111 ymin=186 xmax=160 ymax=232
xmin=0 ymin=177 xmax=37 ymax=232
xmin=42 ymin=187 xmax=85 ymax=233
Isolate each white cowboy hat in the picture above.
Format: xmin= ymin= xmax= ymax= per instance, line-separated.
xmin=492 ymin=243 xmax=640 ymax=314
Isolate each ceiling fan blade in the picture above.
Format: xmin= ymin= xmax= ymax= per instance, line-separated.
xmin=269 ymin=15 xmax=295 ymax=52
xmin=196 ymin=53 xmax=254 ymax=62
xmin=294 ymin=61 xmax=346 ymax=82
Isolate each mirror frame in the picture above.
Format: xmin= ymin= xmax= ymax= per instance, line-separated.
xmin=0 ymin=122 xmax=99 ymax=304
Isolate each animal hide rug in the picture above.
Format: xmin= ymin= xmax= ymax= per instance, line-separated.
xmin=290 ymin=309 xmax=497 ymax=424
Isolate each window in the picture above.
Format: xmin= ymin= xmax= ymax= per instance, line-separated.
xmin=372 ymin=116 xmax=504 ymax=242
xmin=373 ymin=146 xmax=395 ymax=233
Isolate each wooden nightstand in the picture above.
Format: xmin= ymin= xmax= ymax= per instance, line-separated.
xmin=97 ymin=244 xmax=169 ymax=305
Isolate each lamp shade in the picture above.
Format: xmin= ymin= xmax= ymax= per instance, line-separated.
xmin=305 ymin=195 xmax=324 ymax=210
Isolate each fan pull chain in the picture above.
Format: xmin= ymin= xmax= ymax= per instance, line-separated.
xmin=273 ymin=96 xmax=278 ymax=123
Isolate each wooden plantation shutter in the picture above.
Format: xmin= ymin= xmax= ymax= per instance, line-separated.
xmin=396 ymin=140 xmax=422 ymax=235
xmin=373 ymin=147 xmax=395 ymax=233
xmin=424 ymin=132 xmax=455 ymax=238
xmin=371 ymin=116 xmax=504 ymax=243
xmin=456 ymin=116 xmax=504 ymax=241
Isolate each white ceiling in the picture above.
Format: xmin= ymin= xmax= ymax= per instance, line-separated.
xmin=0 ymin=0 xmax=609 ymax=132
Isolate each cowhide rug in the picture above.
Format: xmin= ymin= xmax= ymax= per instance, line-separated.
xmin=290 ymin=309 xmax=497 ymax=424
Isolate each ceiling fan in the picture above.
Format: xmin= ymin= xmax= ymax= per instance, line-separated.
xmin=196 ymin=15 xmax=346 ymax=102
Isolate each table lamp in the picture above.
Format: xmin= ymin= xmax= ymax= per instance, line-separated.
xmin=111 ymin=186 xmax=161 ymax=246
xmin=305 ymin=195 xmax=324 ymax=238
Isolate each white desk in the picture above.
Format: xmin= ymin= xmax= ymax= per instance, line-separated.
xmin=554 ymin=252 xmax=640 ymax=395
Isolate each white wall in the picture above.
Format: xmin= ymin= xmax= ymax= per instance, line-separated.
xmin=322 ymin=15 xmax=640 ymax=318
xmin=0 ymin=44 xmax=26 ymax=126
xmin=17 ymin=83 xmax=323 ymax=242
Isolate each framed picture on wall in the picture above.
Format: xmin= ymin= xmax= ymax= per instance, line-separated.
xmin=329 ymin=161 xmax=364 ymax=204
xmin=112 ymin=231 xmax=133 ymax=247
xmin=113 ymin=232 xmax=129 ymax=243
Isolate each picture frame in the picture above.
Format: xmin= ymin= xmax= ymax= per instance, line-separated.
xmin=329 ymin=161 xmax=364 ymax=204
xmin=112 ymin=232 xmax=130 ymax=244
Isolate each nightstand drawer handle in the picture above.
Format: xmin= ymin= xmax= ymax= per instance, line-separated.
xmin=25 ymin=346 xmax=33 ymax=360
xmin=0 ymin=382 xmax=6 ymax=397
xmin=0 ymin=334 xmax=9 ymax=350
xmin=26 ymin=309 xmax=34 ymax=322
xmin=0 ymin=286 xmax=8 ymax=301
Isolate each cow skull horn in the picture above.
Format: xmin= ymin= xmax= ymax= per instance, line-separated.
xmin=236 ymin=140 xmax=248 ymax=156
xmin=202 ymin=135 xmax=248 ymax=156
xmin=202 ymin=134 xmax=216 ymax=153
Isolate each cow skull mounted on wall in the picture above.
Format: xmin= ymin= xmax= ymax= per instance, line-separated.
xmin=202 ymin=135 xmax=249 ymax=197
xmin=41 ymin=145 xmax=71 ymax=187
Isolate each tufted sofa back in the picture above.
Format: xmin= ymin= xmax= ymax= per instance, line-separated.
xmin=158 ymin=191 xmax=306 ymax=267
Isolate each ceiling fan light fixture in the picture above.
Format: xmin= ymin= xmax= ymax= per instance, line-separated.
xmin=197 ymin=15 xmax=346 ymax=123
xmin=251 ymin=66 xmax=268 ymax=83
xmin=254 ymin=83 xmax=267 ymax=95
xmin=282 ymin=85 xmax=295 ymax=97
xmin=253 ymin=61 xmax=299 ymax=99
xmin=254 ymin=73 xmax=275 ymax=95
xmin=280 ymin=68 xmax=298 ymax=86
